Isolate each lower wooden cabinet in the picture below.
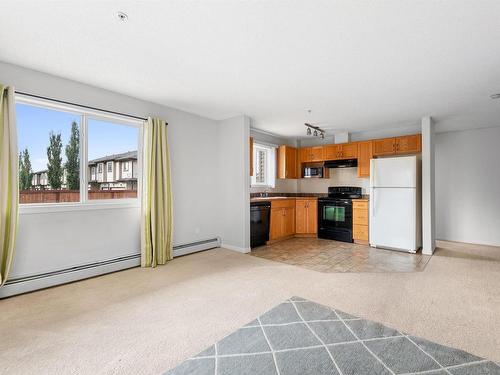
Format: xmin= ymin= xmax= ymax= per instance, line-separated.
xmin=269 ymin=200 xmax=296 ymax=241
xmin=352 ymin=199 xmax=369 ymax=244
xmin=295 ymin=199 xmax=317 ymax=235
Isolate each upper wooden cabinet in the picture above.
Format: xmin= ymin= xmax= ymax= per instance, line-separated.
xmin=373 ymin=135 xmax=421 ymax=156
xmin=357 ymin=141 xmax=373 ymax=178
xmin=277 ymin=145 xmax=298 ymax=179
xmin=396 ymin=134 xmax=421 ymax=154
xmin=324 ymin=144 xmax=340 ymax=160
xmin=341 ymin=143 xmax=358 ymax=159
xmin=372 ymin=137 xmax=396 ymax=156
xmin=249 ymin=137 xmax=254 ymax=176
xmin=295 ymin=199 xmax=317 ymax=235
xmin=300 ymin=146 xmax=324 ymax=163
xmin=324 ymin=143 xmax=358 ymax=160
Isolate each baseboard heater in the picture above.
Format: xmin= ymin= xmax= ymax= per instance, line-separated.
xmin=0 ymin=237 xmax=221 ymax=299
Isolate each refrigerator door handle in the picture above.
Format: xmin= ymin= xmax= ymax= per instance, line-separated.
xmin=371 ymin=188 xmax=376 ymax=217
xmin=370 ymin=159 xmax=376 ymax=187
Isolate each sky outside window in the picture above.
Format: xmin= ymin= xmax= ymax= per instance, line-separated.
xmin=16 ymin=103 xmax=80 ymax=172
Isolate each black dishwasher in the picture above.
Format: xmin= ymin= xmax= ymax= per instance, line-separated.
xmin=250 ymin=201 xmax=271 ymax=248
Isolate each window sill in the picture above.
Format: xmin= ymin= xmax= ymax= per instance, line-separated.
xmin=19 ymin=200 xmax=140 ymax=215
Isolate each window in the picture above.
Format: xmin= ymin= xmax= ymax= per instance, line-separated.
xmin=251 ymin=143 xmax=276 ymax=188
xmin=87 ymin=118 xmax=139 ymax=199
xmin=16 ymin=96 xmax=142 ymax=206
xmin=17 ymin=102 xmax=81 ymax=203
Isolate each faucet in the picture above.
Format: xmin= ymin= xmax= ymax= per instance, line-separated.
xmin=260 ymin=188 xmax=270 ymax=198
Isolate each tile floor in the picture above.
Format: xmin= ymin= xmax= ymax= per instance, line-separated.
xmin=250 ymin=238 xmax=431 ymax=273
xmin=165 ymin=297 xmax=499 ymax=375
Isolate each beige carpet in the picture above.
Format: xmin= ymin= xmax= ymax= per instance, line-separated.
xmin=0 ymin=240 xmax=499 ymax=375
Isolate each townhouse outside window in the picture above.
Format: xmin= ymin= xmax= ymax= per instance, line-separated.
xmin=16 ymin=96 xmax=142 ymax=206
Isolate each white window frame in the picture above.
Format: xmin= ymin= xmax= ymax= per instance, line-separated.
xmin=107 ymin=161 xmax=113 ymax=173
xmin=251 ymin=142 xmax=276 ymax=188
xmin=16 ymin=95 xmax=143 ymax=214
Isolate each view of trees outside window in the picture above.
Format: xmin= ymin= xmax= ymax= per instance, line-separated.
xmin=16 ymin=102 xmax=139 ymax=204
xmin=17 ymin=103 xmax=81 ymax=203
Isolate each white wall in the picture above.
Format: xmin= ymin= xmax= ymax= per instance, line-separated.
xmin=435 ymin=126 xmax=500 ymax=246
xmin=421 ymin=117 xmax=436 ymax=254
xmin=0 ymin=61 xmax=221 ymax=280
xmin=218 ymin=116 xmax=250 ymax=252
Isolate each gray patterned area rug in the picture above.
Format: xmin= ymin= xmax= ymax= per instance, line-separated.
xmin=165 ymin=297 xmax=500 ymax=375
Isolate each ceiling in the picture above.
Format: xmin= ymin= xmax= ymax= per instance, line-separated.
xmin=1 ymin=1 xmax=499 ymax=137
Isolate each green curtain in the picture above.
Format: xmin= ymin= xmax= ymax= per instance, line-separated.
xmin=0 ymin=84 xmax=18 ymax=286
xmin=141 ymin=117 xmax=173 ymax=267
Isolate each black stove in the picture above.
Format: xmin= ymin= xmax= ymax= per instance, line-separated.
xmin=318 ymin=187 xmax=362 ymax=242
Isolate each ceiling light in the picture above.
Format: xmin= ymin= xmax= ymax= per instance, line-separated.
xmin=320 ymin=132 xmax=325 ymax=139
xmin=307 ymin=127 xmax=312 ymax=136
xmin=491 ymin=93 xmax=500 ymax=99
xmin=117 ymin=11 xmax=128 ymax=22
xmin=313 ymin=130 xmax=318 ymax=137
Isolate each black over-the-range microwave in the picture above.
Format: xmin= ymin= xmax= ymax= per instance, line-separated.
xmin=303 ymin=166 xmax=323 ymax=178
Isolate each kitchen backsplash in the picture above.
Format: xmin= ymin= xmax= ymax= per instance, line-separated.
xmin=249 ymin=178 xmax=298 ymax=194
xmin=250 ymin=167 xmax=369 ymax=195
xmin=298 ymin=167 xmax=369 ymax=194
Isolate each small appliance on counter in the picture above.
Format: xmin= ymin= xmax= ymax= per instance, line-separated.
xmin=318 ymin=186 xmax=362 ymax=242
xmin=250 ymin=201 xmax=271 ymax=248
xmin=369 ymin=155 xmax=421 ymax=253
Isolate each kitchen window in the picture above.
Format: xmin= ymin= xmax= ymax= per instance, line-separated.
xmin=16 ymin=94 xmax=142 ymax=209
xmin=251 ymin=142 xmax=276 ymax=188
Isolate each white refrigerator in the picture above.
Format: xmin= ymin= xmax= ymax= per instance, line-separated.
xmin=369 ymin=155 xmax=421 ymax=253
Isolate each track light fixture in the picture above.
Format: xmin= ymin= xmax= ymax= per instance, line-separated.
xmin=304 ymin=123 xmax=325 ymax=139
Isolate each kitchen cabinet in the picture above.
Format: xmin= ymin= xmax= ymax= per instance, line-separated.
xmin=269 ymin=200 xmax=296 ymax=241
xmin=300 ymin=146 xmax=324 ymax=163
xmin=372 ymin=137 xmax=396 ymax=156
xmin=324 ymin=144 xmax=341 ymax=160
xmin=277 ymin=145 xmax=298 ymax=179
xmin=295 ymin=199 xmax=317 ymax=235
xmin=352 ymin=199 xmax=369 ymax=244
xmin=396 ymin=134 xmax=421 ymax=154
xmin=357 ymin=141 xmax=373 ymax=178
xmin=249 ymin=137 xmax=254 ymax=176
xmin=324 ymin=143 xmax=358 ymax=160
xmin=372 ymin=134 xmax=421 ymax=156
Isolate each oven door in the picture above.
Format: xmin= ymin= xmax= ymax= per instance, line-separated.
xmin=318 ymin=199 xmax=352 ymax=230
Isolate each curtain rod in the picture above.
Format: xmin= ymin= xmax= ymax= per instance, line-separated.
xmin=15 ymin=90 xmax=156 ymax=123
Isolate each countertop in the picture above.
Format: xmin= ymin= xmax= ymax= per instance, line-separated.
xmin=250 ymin=194 xmax=369 ymax=203
xmin=250 ymin=196 xmax=319 ymax=203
